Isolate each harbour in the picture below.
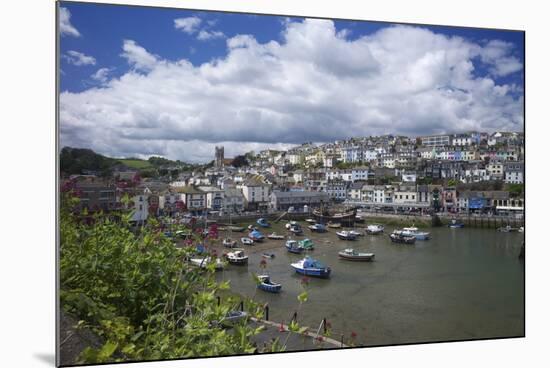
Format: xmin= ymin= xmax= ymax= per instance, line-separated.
xmin=207 ymin=220 xmax=524 ymax=347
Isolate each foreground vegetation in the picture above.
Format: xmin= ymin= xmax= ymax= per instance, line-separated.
xmin=59 ymin=194 xmax=266 ymax=364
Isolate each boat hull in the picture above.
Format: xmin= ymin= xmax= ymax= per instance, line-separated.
xmin=338 ymin=253 xmax=375 ymax=261
xmin=258 ymin=283 xmax=282 ymax=293
xmin=292 ymin=266 xmax=331 ymax=278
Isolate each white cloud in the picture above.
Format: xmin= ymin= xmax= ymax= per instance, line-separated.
xmin=63 ymin=50 xmax=96 ymax=66
xmin=197 ymin=30 xmax=225 ymax=41
xmin=91 ymin=67 xmax=114 ymax=84
xmin=480 ymin=40 xmax=523 ymax=77
xmin=174 ymin=16 xmax=202 ymax=34
xmin=60 ymin=20 xmax=523 ymax=163
xmin=59 ymin=7 xmax=80 ymax=37
xmin=120 ymin=39 xmax=158 ymax=71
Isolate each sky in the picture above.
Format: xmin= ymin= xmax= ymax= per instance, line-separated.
xmin=58 ymin=1 xmax=525 ymax=163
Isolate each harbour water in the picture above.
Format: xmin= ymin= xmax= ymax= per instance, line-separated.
xmin=215 ymin=222 xmax=524 ymax=347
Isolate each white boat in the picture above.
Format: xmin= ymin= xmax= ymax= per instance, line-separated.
xmin=349 ymin=230 xmax=363 ymax=237
xmin=305 ymin=218 xmax=317 ymax=224
xmin=336 ymin=230 xmax=357 ymax=240
xmin=366 ymin=224 xmax=384 ymax=235
xmin=338 ymin=248 xmax=375 ymax=261
xmin=400 ymin=226 xmax=430 ymax=240
xmin=518 ymin=226 xmax=524 ymax=233
xmin=190 ymin=257 xmax=225 ymax=270
xmin=290 ymin=256 xmax=331 ymax=278
xmin=267 ymin=232 xmax=285 ymax=240
xmin=225 ymin=249 xmax=248 ymax=265
xmin=285 ymin=221 xmax=298 ymax=229
xmin=222 ymin=238 xmax=237 ymax=248
xmin=241 ymin=237 xmax=254 ymax=245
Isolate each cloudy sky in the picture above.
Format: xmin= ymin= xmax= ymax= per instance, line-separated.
xmin=59 ymin=2 xmax=524 ymax=163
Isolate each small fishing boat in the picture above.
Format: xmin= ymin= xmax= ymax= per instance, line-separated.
xmin=262 ymin=253 xmax=276 ymax=259
xmin=338 ymin=248 xmax=375 ymax=261
xmin=221 ymin=311 xmax=248 ymax=326
xmin=248 ymin=229 xmax=265 ymax=242
xmin=225 ymin=248 xmax=248 ymax=265
xmin=257 ymin=218 xmax=270 ymax=228
xmin=241 ymin=237 xmax=254 ymax=245
xmin=298 ymin=238 xmax=315 ymax=250
xmin=290 ymin=256 xmax=331 ymax=278
xmin=349 ymin=230 xmax=363 ymax=237
xmin=389 ymin=231 xmax=416 ymax=244
xmin=289 ymin=225 xmax=303 ymax=235
xmin=305 ymin=218 xmax=317 ymax=224
xmin=223 ymin=238 xmax=238 ymax=248
xmin=336 ymin=230 xmax=357 ymax=240
xmin=257 ymin=275 xmax=282 ymax=293
xmin=228 ymin=226 xmax=245 ymax=232
xmin=267 ymin=232 xmax=285 ymax=240
xmin=285 ymin=221 xmax=298 ymax=229
xmin=286 ymin=240 xmax=304 ymax=254
xmin=366 ymin=224 xmax=384 ymax=235
xmin=189 ymin=257 xmax=225 ymax=270
xmin=401 ymin=227 xmax=430 ymax=240
xmin=448 ymin=219 xmax=465 ymax=228
xmin=308 ymin=223 xmax=327 ymax=233
xmin=327 ymin=222 xmax=342 ymax=229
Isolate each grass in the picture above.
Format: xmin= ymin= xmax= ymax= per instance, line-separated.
xmin=117 ymin=159 xmax=153 ymax=169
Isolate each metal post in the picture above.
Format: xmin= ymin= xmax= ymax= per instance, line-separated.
xmin=217 ymin=296 xmax=221 ymax=306
xmin=240 ymin=301 xmax=244 ymax=311
xmin=323 ymin=318 xmax=327 ymax=334
xmin=265 ymin=304 xmax=269 ymax=321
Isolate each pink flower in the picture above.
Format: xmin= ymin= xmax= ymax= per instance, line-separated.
xmin=316 ymin=336 xmax=324 ymax=342
xmin=278 ymin=322 xmax=285 ymax=332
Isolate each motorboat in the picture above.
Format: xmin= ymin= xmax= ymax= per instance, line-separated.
xmin=290 ymin=256 xmax=331 ymax=278
xmin=400 ymin=227 xmax=430 ymax=240
xmin=262 ymin=253 xmax=276 ymax=259
xmin=225 ymin=249 xmax=248 ymax=265
xmin=308 ymin=223 xmax=327 ymax=233
xmin=366 ymin=224 xmax=384 ymax=235
xmin=285 ymin=221 xmax=299 ymax=229
xmin=305 ymin=218 xmax=317 ymax=224
xmin=336 ymin=230 xmax=357 ymax=240
xmin=257 ymin=275 xmax=282 ymax=293
xmin=327 ymin=222 xmax=342 ymax=229
xmin=497 ymin=225 xmax=518 ymax=232
xmin=289 ymin=225 xmax=303 ymax=235
xmin=349 ymin=230 xmax=363 ymax=237
xmin=267 ymin=232 xmax=285 ymax=240
xmin=285 ymin=240 xmax=304 ymax=254
xmin=189 ymin=257 xmax=225 ymax=270
xmin=389 ymin=231 xmax=416 ymax=244
xmin=354 ymin=215 xmax=365 ymax=223
xmin=222 ymin=238 xmax=238 ymax=248
xmin=228 ymin=226 xmax=245 ymax=232
xmin=241 ymin=237 xmax=254 ymax=245
xmin=298 ymin=238 xmax=315 ymax=250
xmin=257 ymin=218 xmax=270 ymax=228
xmin=338 ymin=248 xmax=375 ymax=261
xmin=248 ymin=229 xmax=265 ymax=242
xmin=448 ymin=219 xmax=465 ymax=228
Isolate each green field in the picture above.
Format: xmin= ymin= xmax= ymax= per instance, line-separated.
xmin=117 ymin=159 xmax=153 ymax=169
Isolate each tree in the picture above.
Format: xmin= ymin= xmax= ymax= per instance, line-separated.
xmin=231 ymin=155 xmax=249 ymax=168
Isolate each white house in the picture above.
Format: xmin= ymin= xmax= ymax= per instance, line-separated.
xmin=238 ymin=177 xmax=271 ymax=211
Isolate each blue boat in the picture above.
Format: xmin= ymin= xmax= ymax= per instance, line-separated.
xmin=448 ymin=219 xmax=465 ymax=228
xmin=308 ymin=223 xmax=327 ymax=233
xmin=248 ymin=229 xmax=265 ymax=242
xmin=256 ymin=218 xmax=271 ymax=228
xmin=257 ymin=275 xmax=282 ymax=293
xmin=286 ymin=240 xmax=304 ymax=254
xmin=291 ymin=256 xmax=331 ymax=278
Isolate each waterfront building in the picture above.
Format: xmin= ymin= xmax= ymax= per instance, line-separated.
xmin=238 ymin=177 xmax=271 ymax=211
xmin=197 ymin=186 xmax=225 ymax=211
xmin=175 ymin=186 xmax=206 ymax=215
xmin=270 ymin=190 xmax=330 ymax=211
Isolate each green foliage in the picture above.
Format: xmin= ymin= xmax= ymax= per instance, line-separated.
xmin=60 ymin=193 xmax=264 ymax=364
xmin=506 ymin=183 xmax=524 ymax=197
xmin=60 ymin=147 xmax=115 ymax=176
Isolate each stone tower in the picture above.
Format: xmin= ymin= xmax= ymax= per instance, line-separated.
xmin=215 ymin=146 xmax=224 ymax=168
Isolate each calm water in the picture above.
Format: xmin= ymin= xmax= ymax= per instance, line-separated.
xmin=217 ymin=222 xmax=524 ymax=346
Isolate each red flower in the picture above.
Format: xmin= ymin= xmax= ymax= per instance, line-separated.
xmin=316 ymin=336 xmax=324 ymax=342
xmin=279 ymin=322 xmax=285 ymax=332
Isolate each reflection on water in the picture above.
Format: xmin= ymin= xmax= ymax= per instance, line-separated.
xmin=217 ymin=224 xmax=524 ymax=346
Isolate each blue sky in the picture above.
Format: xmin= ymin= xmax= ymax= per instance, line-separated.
xmin=59 ymin=1 xmax=524 ymax=162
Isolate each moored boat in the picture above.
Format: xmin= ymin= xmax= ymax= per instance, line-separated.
xmin=448 ymin=219 xmax=465 ymax=228
xmin=257 ymin=218 xmax=270 ymax=228
xmin=349 ymin=230 xmax=363 ymax=237
xmin=497 ymin=225 xmax=518 ymax=232
xmin=313 ymin=208 xmax=356 ymax=226
xmin=289 ymin=225 xmax=303 ymax=235
xmin=305 ymin=218 xmax=317 ymax=224
xmin=228 ymin=226 xmax=245 ymax=232
xmin=338 ymin=248 xmax=375 ymax=261
xmin=401 ymin=226 xmax=430 ymax=240
xmin=327 ymin=222 xmax=342 ymax=229
xmin=285 ymin=239 xmax=304 ymax=254
xmin=308 ymin=223 xmax=327 ymax=233
xmin=225 ymin=249 xmax=248 ymax=265
xmin=298 ymin=238 xmax=315 ymax=250
xmin=366 ymin=224 xmax=384 ymax=235
xmin=389 ymin=231 xmax=416 ymax=244
xmin=285 ymin=221 xmax=298 ymax=229
xmin=190 ymin=257 xmax=225 ymax=270
xmin=257 ymin=275 xmax=282 ymax=293
xmin=267 ymin=232 xmax=285 ymax=240
xmin=290 ymin=256 xmax=331 ymax=278
xmin=223 ymin=238 xmax=238 ymax=248
xmin=248 ymin=229 xmax=265 ymax=242
xmin=336 ymin=230 xmax=357 ymax=240
xmin=241 ymin=237 xmax=254 ymax=245
xmin=262 ymin=253 xmax=276 ymax=259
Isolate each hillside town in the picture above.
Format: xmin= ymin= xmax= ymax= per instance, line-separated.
xmin=62 ymin=131 xmax=524 ymax=222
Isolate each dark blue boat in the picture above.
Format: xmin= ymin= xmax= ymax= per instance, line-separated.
xmin=448 ymin=219 xmax=465 ymax=228
xmin=256 ymin=218 xmax=270 ymax=228
xmin=285 ymin=240 xmax=304 ymax=254
xmin=248 ymin=229 xmax=265 ymax=242
xmin=290 ymin=256 xmax=331 ymax=278
xmin=257 ymin=275 xmax=282 ymax=293
xmin=308 ymin=223 xmax=327 ymax=233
